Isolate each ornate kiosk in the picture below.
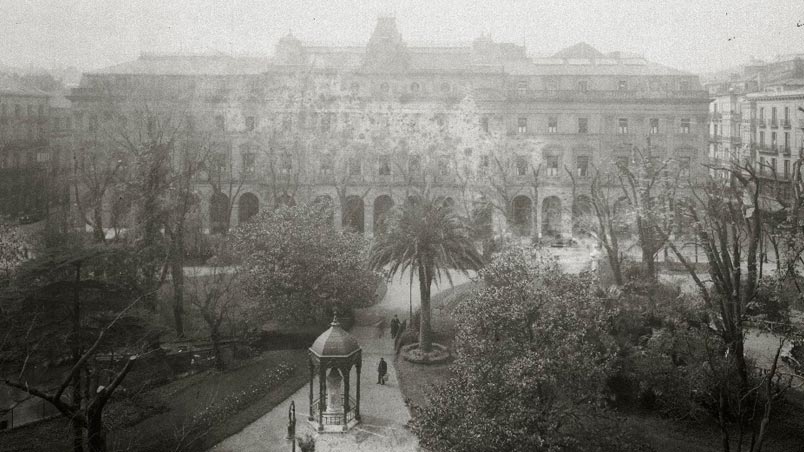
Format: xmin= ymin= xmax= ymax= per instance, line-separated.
xmin=308 ymin=315 xmax=362 ymax=432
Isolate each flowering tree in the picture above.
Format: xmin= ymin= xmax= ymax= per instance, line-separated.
xmin=230 ymin=203 xmax=377 ymax=324
xmin=411 ymin=247 xmax=624 ymax=451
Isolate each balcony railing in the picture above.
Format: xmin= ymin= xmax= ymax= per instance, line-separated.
xmin=710 ymin=112 xmax=722 ymax=121
xmin=770 ymin=119 xmax=778 ymax=128
xmin=783 ymin=119 xmax=791 ymax=129
xmin=506 ymin=89 xmax=709 ymax=101
xmin=758 ymin=119 xmax=766 ymax=128
xmin=783 ymin=146 xmax=792 ymax=157
xmin=310 ymin=396 xmax=357 ymax=426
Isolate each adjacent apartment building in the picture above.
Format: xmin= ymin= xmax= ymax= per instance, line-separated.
xmin=68 ymin=18 xmax=709 ymax=239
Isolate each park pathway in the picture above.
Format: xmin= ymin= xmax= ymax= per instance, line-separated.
xmin=208 ymin=272 xmax=429 ymax=452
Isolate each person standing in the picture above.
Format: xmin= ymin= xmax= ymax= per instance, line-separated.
xmin=390 ymin=315 xmax=400 ymax=338
xmin=377 ymin=357 xmax=388 ymax=385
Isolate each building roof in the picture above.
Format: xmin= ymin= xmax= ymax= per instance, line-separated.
xmin=745 ymin=89 xmax=804 ymax=101
xmin=309 ymin=316 xmax=360 ymax=358
xmin=552 ymin=42 xmax=606 ymax=59
xmin=88 ymin=53 xmax=274 ymax=76
xmin=0 ymin=78 xmax=49 ymax=97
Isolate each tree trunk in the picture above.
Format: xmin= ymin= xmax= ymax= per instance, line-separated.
xmin=417 ymin=265 xmax=433 ymax=353
xmin=72 ymin=263 xmax=85 ymax=452
xmin=86 ymin=410 xmax=106 ymax=452
xmin=92 ymin=206 xmax=105 ymax=243
xmin=170 ymin=228 xmax=185 ymax=337
xmin=211 ymin=329 xmax=225 ymax=370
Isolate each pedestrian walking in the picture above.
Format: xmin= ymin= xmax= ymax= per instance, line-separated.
xmin=377 ymin=357 xmax=388 ymax=385
xmin=390 ymin=315 xmax=400 ymax=338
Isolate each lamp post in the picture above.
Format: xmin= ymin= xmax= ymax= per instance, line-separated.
xmin=287 ymin=400 xmax=296 ymax=451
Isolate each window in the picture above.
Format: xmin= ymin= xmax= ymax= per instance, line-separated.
xmin=680 ymin=118 xmax=691 ymax=134
xmin=618 ymin=80 xmax=628 ymax=91
xmin=211 ymin=153 xmax=227 ymax=174
xmin=215 ymin=115 xmax=225 ymax=131
xmin=438 ymin=156 xmax=451 ymax=176
xmin=320 ymin=154 xmax=333 ymax=175
xmin=517 ymin=117 xmax=527 ymax=134
xmin=481 ymin=116 xmax=489 ymax=133
xmin=410 ymin=82 xmax=420 ymax=93
xmin=378 ymin=155 xmax=391 ymax=176
xmin=678 ymin=157 xmax=690 ymax=177
xmin=618 ymin=118 xmax=628 ymax=134
xmin=771 ymin=158 xmax=777 ymax=174
xmin=576 ymin=155 xmax=589 ymax=177
xmin=650 ymin=118 xmax=659 ymax=134
xmin=15 ymin=104 xmax=21 ymax=117
xmin=759 ymin=131 xmax=765 ymax=146
xmin=759 ymin=107 xmax=765 ymax=121
xmin=380 ymin=82 xmax=390 ymax=93
xmin=545 ymin=155 xmax=559 ymax=177
xmin=785 ymin=160 xmax=791 ymax=179
xmin=771 ymin=132 xmax=777 ymax=150
xmin=517 ymin=80 xmax=527 ymax=96
xmin=771 ymin=107 xmax=777 ymax=125
xmin=784 ymin=106 xmax=790 ymax=124
xmin=478 ymin=154 xmax=490 ymax=175
xmin=245 ymin=116 xmax=255 ymax=132
xmin=242 ymin=153 xmax=256 ymax=175
xmin=760 ymin=156 xmax=766 ymax=172
xmin=36 ymin=151 xmax=50 ymax=163
xmin=713 ymin=123 xmax=718 ymax=137
xmin=515 ymin=155 xmax=528 ymax=176
xmin=545 ymin=78 xmax=558 ymax=91
xmin=548 ymin=116 xmax=557 ymax=133
xmin=679 ymin=80 xmax=690 ymax=91
xmin=280 ymin=153 xmax=293 ymax=175
xmin=408 ymin=155 xmax=421 ymax=174
xmin=578 ymin=118 xmax=588 ymax=134
xmin=350 ymin=82 xmax=360 ymax=94
xmin=784 ymin=132 xmax=790 ymax=152
xmin=348 ymin=157 xmax=361 ymax=176
xmin=577 ymin=80 xmax=588 ymax=92
xmin=441 ymin=82 xmax=451 ymax=93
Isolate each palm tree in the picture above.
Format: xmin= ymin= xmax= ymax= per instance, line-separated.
xmin=369 ymin=192 xmax=483 ymax=354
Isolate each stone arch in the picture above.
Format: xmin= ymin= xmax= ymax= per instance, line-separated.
xmin=572 ymin=195 xmax=593 ymax=237
xmin=511 ymin=195 xmax=533 ymax=237
xmin=210 ymin=192 xmax=230 ymax=234
xmin=313 ymin=194 xmax=335 ymax=226
xmin=541 ymin=196 xmax=562 ymax=238
xmin=275 ymin=192 xmax=296 ymax=208
xmin=373 ymin=195 xmax=394 ymax=234
xmin=238 ymin=192 xmax=259 ymax=224
xmin=343 ymin=195 xmax=365 ymax=233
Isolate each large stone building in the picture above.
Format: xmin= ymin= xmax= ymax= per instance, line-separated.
xmin=68 ymin=18 xmax=709 ymax=239
xmin=0 ymin=80 xmax=62 ymax=220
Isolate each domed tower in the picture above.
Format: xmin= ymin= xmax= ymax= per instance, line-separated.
xmin=307 ymin=314 xmax=362 ymax=432
xmin=274 ymin=31 xmax=306 ymax=65
xmin=362 ymin=17 xmax=410 ymax=72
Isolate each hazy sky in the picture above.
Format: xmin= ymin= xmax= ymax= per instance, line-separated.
xmin=1 ymin=0 xmax=803 ymax=74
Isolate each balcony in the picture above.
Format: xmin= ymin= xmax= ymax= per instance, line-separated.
xmin=758 ymin=119 xmax=766 ymax=128
xmin=505 ymin=89 xmax=709 ymax=102
xmin=709 ymin=112 xmax=722 ymax=121
xmin=783 ymin=147 xmax=792 ymax=157
xmin=782 ymin=119 xmax=791 ymax=129
xmin=770 ymin=119 xmax=778 ymax=128
xmin=753 ymin=144 xmax=777 ymax=155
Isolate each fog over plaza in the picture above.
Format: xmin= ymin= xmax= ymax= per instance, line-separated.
xmin=1 ymin=0 xmax=803 ymax=74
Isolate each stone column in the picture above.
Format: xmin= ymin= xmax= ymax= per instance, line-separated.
xmin=342 ymin=366 xmax=350 ymax=430
xmin=308 ymin=361 xmax=315 ymax=421
xmin=318 ymin=365 xmax=326 ymax=431
xmin=355 ymin=364 xmax=361 ymax=421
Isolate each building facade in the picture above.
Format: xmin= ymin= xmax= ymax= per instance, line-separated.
xmin=68 ymin=18 xmax=709 ymax=239
xmin=0 ymin=82 xmax=58 ymax=220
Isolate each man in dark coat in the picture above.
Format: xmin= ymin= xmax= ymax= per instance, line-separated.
xmin=377 ymin=357 xmax=388 ymax=384
xmin=390 ymin=315 xmax=400 ymax=338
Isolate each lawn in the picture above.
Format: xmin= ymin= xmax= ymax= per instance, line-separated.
xmin=0 ymin=349 xmax=309 ymax=452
